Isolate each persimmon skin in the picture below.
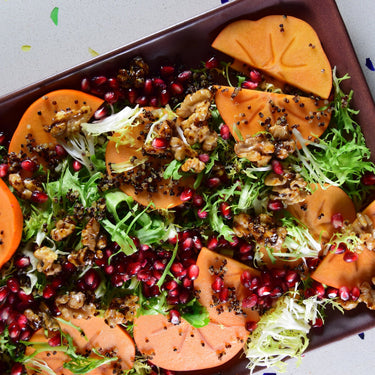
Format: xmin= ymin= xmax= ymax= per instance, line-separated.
xmin=0 ymin=178 xmax=23 ymax=270
xmin=212 ymin=15 xmax=332 ymax=99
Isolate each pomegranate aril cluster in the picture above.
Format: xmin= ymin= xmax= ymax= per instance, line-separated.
xmin=81 ymin=56 xmax=193 ymax=109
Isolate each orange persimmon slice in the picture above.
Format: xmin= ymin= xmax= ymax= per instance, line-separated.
xmin=212 ymin=15 xmax=332 ymax=98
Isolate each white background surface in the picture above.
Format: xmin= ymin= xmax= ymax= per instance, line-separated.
xmin=1 ymin=1 xmax=375 ymax=374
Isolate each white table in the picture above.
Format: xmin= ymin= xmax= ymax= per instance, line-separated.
xmin=1 ymin=1 xmax=375 ymax=374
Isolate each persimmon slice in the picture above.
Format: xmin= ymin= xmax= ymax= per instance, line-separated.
xmin=133 ymin=314 xmax=248 ymax=371
xmin=212 ymin=15 xmax=332 ymax=99
xmin=25 ymin=316 xmax=135 ymax=375
xmin=194 ymin=247 xmax=260 ymax=327
xmin=0 ymin=178 xmax=23 ymax=269
xmin=9 ymin=90 xmax=103 ymax=162
xmin=214 ymin=86 xmax=331 ymax=143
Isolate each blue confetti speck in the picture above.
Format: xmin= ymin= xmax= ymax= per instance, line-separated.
xmin=263 ymin=373 xmax=277 ymax=375
xmin=365 ymin=58 xmax=375 ymax=71
xmin=221 ymin=0 xmax=229 ymax=3
xmin=358 ymin=332 xmax=365 ymax=340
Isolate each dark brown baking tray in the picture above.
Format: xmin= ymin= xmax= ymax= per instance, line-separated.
xmin=1 ymin=0 xmax=375 ymax=374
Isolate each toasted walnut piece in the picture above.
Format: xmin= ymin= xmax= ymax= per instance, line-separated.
xmin=143 ymin=120 xmax=173 ymax=155
xmin=68 ymin=246 xmax=94 ymax=267
xmin=8 ymin=173 xmax=40 ymax=200
xmin=81 ymin=217 xmax=100 ymax=251
xmin=55 ymin=291 xmax=96 ymax=320
xmin=104 ymin=295 xmax=139 ymax=328
xmin=181 ymin=157 xmax=205 ymax=174
xmin=274 ymin=139 xmax=296 ymax=160
xmin=45 ymin=105 xmax=92 ymax=138
xmin=51 ymin=217 xmax=76 ymax=242
xmin=235 ymin=133 xmax=275 ymax=167
xmin=34 ymin=246 xmax=62 ymax=276
xmin=170 ymin=137 xmax=197 ymax=161
xmin=176 ymin=89 xmax=212 ymax=118
xmin=265 ymin=171 xmax=308 ymax=205
xmin=233 ymin=213 xmax=253 ymax=238
xmin=351 ymin=213 xmax=375 ymax=252
xmin=358 ymin=281 xmax=375 ymax=309
xmin=268 ymin=123 xmax=290 ymax=140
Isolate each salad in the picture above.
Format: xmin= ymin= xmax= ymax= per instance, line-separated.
xmin=1 ymin=13 xmax=375 ymax=375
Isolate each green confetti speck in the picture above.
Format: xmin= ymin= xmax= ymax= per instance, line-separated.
xmin=89 ymin=48 xmax=99 ymax=57
xmin=21 ymin=45 xmax=31 ymax=51
xmin=50 ymin=7 xmax=59 ymax=26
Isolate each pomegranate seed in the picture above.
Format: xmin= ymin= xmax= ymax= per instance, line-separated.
xmin=261 ymin=272 xmax=272 ymax=286
xmin=239 ymin=243 xmax=252 ymax=254
xmin=108 ymin=77 xmax=119 ymax=89
xmin=362 ymin=172 xmax=375 ymax=185
xmin=149 ymin=97 xmax=159 ymax=107
xmin=285 ymin=270 xmax=299 ymax=284
xmin=137 ymin=270 xmax=151 ymax=282
xmin=92 ymin=76 xmax=107 ymax=86
xmin=31 ymin=191 xmax=48 ymax=204
xmin=170 ymin=82 xmax=184 ymax=95
xmin=219 ymin=202 xmax=231 ymax=219
xmin=198 ymin=153 xmax=210 ymax=163
xmin=94 ymin=106 xmax=107 ymax=120
xmin=153 ymin=260 xmax=166 ymax=271
xmin=0 ymin=163 xmax=9 ymax=177
xmin=18 ymin=290 xmax=34 ymax=304
xmin=267 ymin=200 xmax=284 ymax=211
xmin=0 ymin=286 xmax=9 ymax=303
xmin=250 ymin=276 xmax=261 ymax=290
xmin=306 ymin=257 xmax=320 ymax=270
xmin=242 ymin=294 xmax=258 ymax=309
xmin=104 ymin=91 xmax=118 ymax=104
xmin=182 ymin=238 xmax=193 ymax=251
xmin=48 ymin=334 xmax=62 ymax=347
xmin=331 ymin=212 xmax=344 ymax=229
xmin=242 ymin=81 xmax=258 ymax=90
xmin=219 ymin=287 xmax=229 ymax=303
xmin=241 ymin=270 xmax=252 ymax=289
xmin=152 ymin=78 xmax=166 ymax=90
xmin=10 ymin=363 xmax=24 ymax=375
xmin=81 ymin=78 xmax=90 ymax=91
xmin=270 ymin=286 xmax=283 ymax=298
xmin=161 ymin=65 xmax=175 ymax=76
xmin=271 ymin=159 xmax=284 ymax=175
xmin=55 ymin=144 xmax=67 ymax=157
xmin=16 ymin=314 xmax=28 ymax=329
xmin=168 ymin=309 xmax=181 ymax=325
xmin=326 ymin=287 xmax=338 ymax=299
xmin=164 ymin=280 xmax=178 ymax=291
xmin=152 ymin=137 xmax=168 ymax=149
xmin=72 ymin=160 xmax=82 ymax=172
xmin=84 ymin=269 xmax=101 ymax=290
xmin=21 ymin=159 xmax=37 ymax=172
xmin=207 ymin=237 xmax=218 ymax=250
xmin=193 ymin=236 xmax=202 ymax=250
xmin=257 ymin=285 xmax=271 ymax=297
xmin=0 ymin=132 xmax=5 ymax=145
xmin=171 ymin=263 xmax=185 ymax=278
xmin=128 ymin=262 xmax=142 ymax=276
xmin=218 ymin=238 xmax=229 ymax=248
xmin=143 ymin=78 xmax=153 ymax=95
xmin=250 ymin=70 xmax=262 ymax=83
xmin=127 ymin=88 xmax=138 ymax=104
xmin=111 ymin=274 xmax=124 ymax=288
xmin=136 ymin=96 xmax=148 ymax=106
xmin=220 ymin=124 xmax=231 ymax=140
xmin=312 ymin=317 xmax=323 ymax=328
xmin=182 ymin=278 xmax=193 ymax=290
xmin=246 ymin=321 xmax=258 ymax=332
xmin=62 ymin=261 xmax=76 ymax=273
xmin=206 ymin=177 xmax=221 ymax=188
xmin=205 ymin=56 xmax=219 ymax=69
xmin=7 ymin=278 xmax=20 ymax=293
xmin=229 ymin=236 xmax=240 ymax=247
xmin=187 ymin=264 xmax=199 ymax=280
xmin=330 ymin=242 xmax=346 ymax=254
xmin=43 ymin=285 xmax=55 ymax=299
xmin=312 ymin=282 xmax=325 ymax=298
xmin=192 ymin=194 xmax=204 ymax=207
xmin=180 ymin=188 xmax=194 ymax=202
xmin=179 ymin=289 xmax=190 ymax=304
xmin=351 ymin=286 xmax=360 ymax=301
xmin=159 ymin=89 xmax=170 ymax=106
xmin=8 ymin=322 xmax=20 ymax=340
xmin=339 ymin=286 xmax=350 ymax=301
xmin=272 ymin=269 xmax=286 ymax=278
xmin=211 ymin=276 xmax=224 ymax=292
xmin=343 ymin=250 xmax=358 ymax=263
xmin=168 ymin=288 xmax=180 ymax=298
xmin=177 ymin=70 xmax=192 ymax=82
xmin=197 ymin=208 xmax=208 ymax=219
xmin=19 ymin=328 xmax=32 ymax=341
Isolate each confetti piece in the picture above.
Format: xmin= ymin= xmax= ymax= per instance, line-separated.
xmin=365 ymin=58 xmax=375 ymax=71
xmin=89 ymin=47 xmax=100 ymax=57
xmin=221 ymin=0 xmax=229 ymax=3
xmin=358 ymin=332 xmax=365 ymax=340
xmin=50 ymin=7 xmax=59 ymax=26
xmin=21 ymin=45 xmax=31 ymax=52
